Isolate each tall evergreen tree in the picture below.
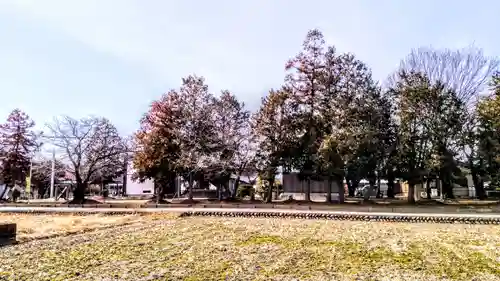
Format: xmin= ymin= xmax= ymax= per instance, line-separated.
xmin=477 ymin=72 xmax=500 ymax=192
xmin=211 ymin=90 xmax=250 ymax=199
xmin=0 ymin=109 xmax=38 ymax=187
xmin=317 ymin=135 xmax=344 ymax=202
xmin=322 ymin=51 xmax=385 ymax=198
xmin=174 ymin=75 xmax=218 ymax=200
xmin=391 ymin=71 xmax=465 ymax=202
xmin=252 ymin=88 xmax=295 ymax=202
xmin=285 ymin=29 xmax=326 ymax=201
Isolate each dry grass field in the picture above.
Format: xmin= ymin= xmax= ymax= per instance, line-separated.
xmin=0 ymin=213 xmax=144 ymax=242
xmin=0 ymin=214 xmax=499 ymax=281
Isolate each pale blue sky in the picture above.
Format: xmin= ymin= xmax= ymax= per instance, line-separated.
xmin=1 ymin=0 xmax=499 ymax=136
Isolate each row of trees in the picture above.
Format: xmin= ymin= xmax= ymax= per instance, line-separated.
xmin=2 ymin=29 xmax=499 ymax=204
xmin=134 ymin=29 xmax=500 ymax=203
xmin=0 ymin=110 xmax=127 ymax=203
xmin=133 ymin=76 xmax=254 ymax=202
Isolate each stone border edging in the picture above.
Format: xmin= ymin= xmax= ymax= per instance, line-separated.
xmin=4 ymin=202 xmax=500 ymax=215
xmin=181 ymin=210 xmax=500 ymax=224
xmin=2 ymin=207 xmax=500 ymax=224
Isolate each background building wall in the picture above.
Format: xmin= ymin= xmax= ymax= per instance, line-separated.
xmin=125 ymin=163 xmax=154 ymax=195
xmin=282 ymin=173 xmax=341 ymax=201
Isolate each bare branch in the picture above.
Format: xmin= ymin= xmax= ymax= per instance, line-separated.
xmin=388 ymin=45 xmax=500 ymax=105
xmin=45 ymin=115 xmax=126 ymax=186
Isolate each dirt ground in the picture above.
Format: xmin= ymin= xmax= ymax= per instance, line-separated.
xmin=0 ymin=213 xmax=177 ymax=242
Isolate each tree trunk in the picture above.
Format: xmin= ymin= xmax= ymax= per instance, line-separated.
xmin=475 ymin=176 xmax=486 ymax=200
xmin=304 ymin=179 xmax=311 ymax=201
xmin=232 ymin=175 xmax=241 ymax=199
xmin=188 ymin=173 xmax=194 ymax=200
xmin=471 ymin=164 xmax=487 ymax=200
xmin=154 ymin=175 xmax=170 ymax=204
xmin=407 ymin=182 xmax=416 ymax=204
xmin=122 ymin=173 xmax=127 ymax=197
xmin=438 ymin=172 xmax=453 ymax=199
xmin=387 ymin=174 xmax=395 ymax=198
xmin=348 ymin=179 xmax=359 ymax=197
xmin=436 ymin=178 xmax=441 ymax=197
xmin=365 ymin=178 xmax=376 ymax=201
xmin=442 ymin=178 xmax=454 ymax=199
xmin=72 ymin=180 xmax=86 ymax=204
xmin=155 ymin=181 xmax=167 ymax=204
xmin=346 ymin=181 xmax=353 ymax=197
xmin=326 ymin=178 xmax=332 ymax=203
xmin=337 ymin=178 xmax=345 ymax=203
xmin=223 ymin=181 xmax=230 ymax=200
xmin=266 ymin=180 xmax=273 ymax=203
xmin=216 ymin=184 xmax=222 ymax=201
xmin=376 ymin=176 xmax=382 ymax=198
xmin=426 ymin=178 xmax=432 ymax=200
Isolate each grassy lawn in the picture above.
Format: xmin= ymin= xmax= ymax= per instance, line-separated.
xmin=0 ymin=214 xmax=499 ymax=281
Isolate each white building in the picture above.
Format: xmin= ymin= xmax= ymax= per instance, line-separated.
xmin=125 ymin=163 xmax=154 ymax=196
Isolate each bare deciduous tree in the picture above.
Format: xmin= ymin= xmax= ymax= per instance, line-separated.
xmin=31 ymin=157 xmax=67 ymax=198
xmin=46 ymin=116 xmax=126 ymax=203
xmin=389 ymin=45 xmax=499 ymax=104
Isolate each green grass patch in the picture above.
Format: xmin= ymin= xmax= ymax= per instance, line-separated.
xmin=237 ymin=234 xmax=500 ymax=279
xmin=1 ymin=217 xmax=499 ymax=280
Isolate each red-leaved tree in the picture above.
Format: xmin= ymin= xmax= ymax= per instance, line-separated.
xmin=133 ymin=91 xmax=182 ymax=203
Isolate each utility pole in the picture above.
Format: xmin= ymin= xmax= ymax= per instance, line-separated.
xmin=27 ymin=157 xmax=33 ymax=202
xmin=27 ymin=138 xmax=44 ymax=201
xmin=50 ymin=148 xmax=55 ymax=199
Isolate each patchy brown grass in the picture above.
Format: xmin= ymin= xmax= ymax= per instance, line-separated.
xmin=0 ymin=215 xmax=499 ymax=280
xmin=0 ymin=213 xmax=180 ymax=242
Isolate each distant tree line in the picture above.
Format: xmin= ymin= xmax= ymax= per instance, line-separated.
xmin=0 ymin=112 xmax=127 ymax=203
xmin=1 ymin=29 xmax=499 ymax=204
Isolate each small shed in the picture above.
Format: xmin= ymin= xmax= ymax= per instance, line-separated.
xmin=282 ymin=173 xmax=341 ymax=201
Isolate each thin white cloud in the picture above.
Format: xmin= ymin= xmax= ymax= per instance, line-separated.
xmin=2 ymin=0 xmax=498 ymax=117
